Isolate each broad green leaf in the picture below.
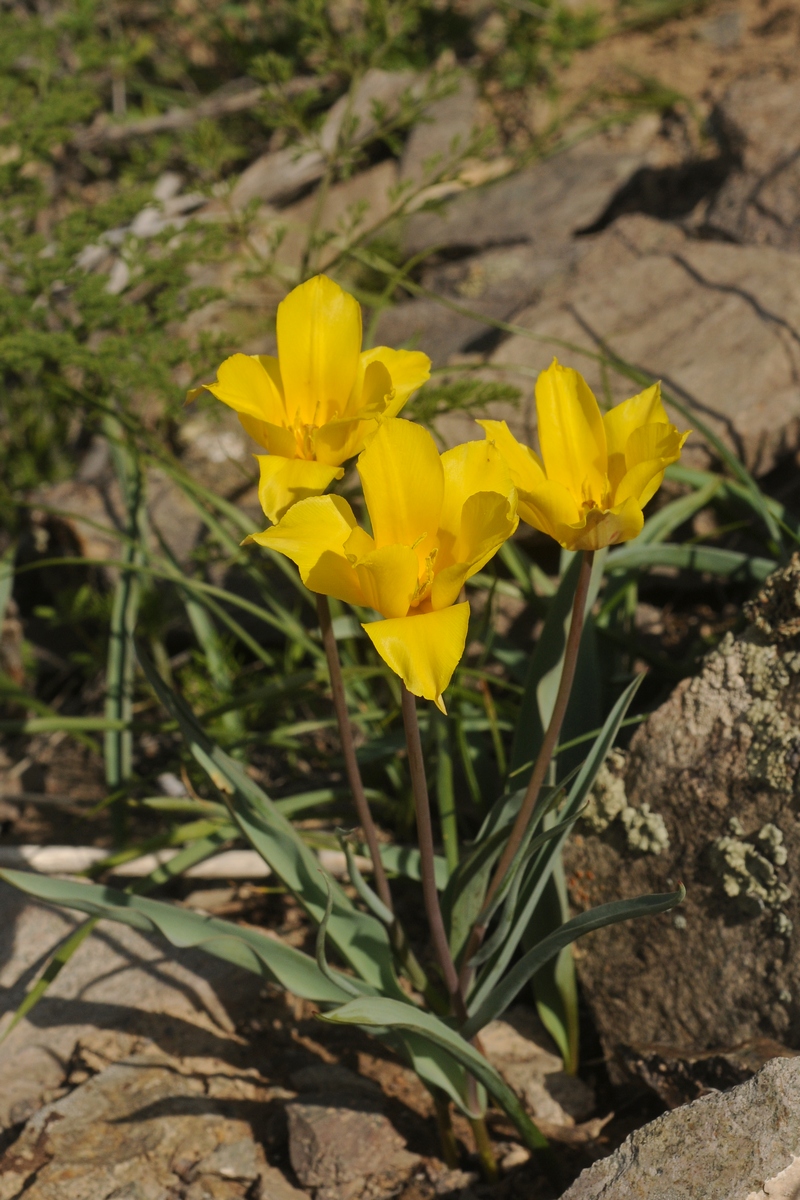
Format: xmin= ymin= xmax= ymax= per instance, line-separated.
xmin=638 ymin=480 xmax=720 ymax=545
xmin=606 ymin=543 xmax=775 ymax=580
xmin=137 ymin=647 xmax=403 ymax=998
xmin=0 ymin=828 xmax=267 ymax=1045
xmin=320 ymin=997 xmax=548 ymax=1151
xmin=0 ymin=869 xmax=358 ymax=1005
xmin=461 ymin=886 xmax=685 ymax=1040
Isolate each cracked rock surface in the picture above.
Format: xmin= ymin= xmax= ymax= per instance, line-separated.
xmin=562 ymin=554 xmax=800 ymax=1059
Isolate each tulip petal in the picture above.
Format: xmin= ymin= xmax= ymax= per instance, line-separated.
xmin=516 ymin=478 xmax=581 ymax=543
xmin=438 ymin=440 xmax=515 ymax=547
xmin=354 ymin=544 xmax=420 ymax=618
xmin=358 ymin=418 xmax=444 ymax=554
xmin=355 ymin=347 xmax=431 ymax=418
xmin=202 ymin=353 xmax=286 ymax=426
xmin=567 ymin=499 xmax=644 ymax=552
xmin=277 ymin=275 xmax=362 ymax=426
xmin=237 ymin=414 xmax=297 ymax=457
xmin=431 ymin=491 xmax=518 ymax=609
xmin=250 ymin=493 xmax=364 ymax=605
xmin=363 ymin=602 xmax=470 ymax=712
xmin=477 ymin=419 xmax=547 ymax=493
xmin=615 ymin=423 xmax=690 ymax=507
xmin=313 ymin=360 xmax=394 ymax=466
xmin=535 ymin=360 xmax=607 ymax=503
xmin=253 ymin=455 xmax=344 ymax=524
xmin=603 ymin=382 xmax=670 ymax=490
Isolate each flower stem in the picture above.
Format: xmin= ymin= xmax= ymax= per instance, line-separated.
xmin=400 ymin=684 xmax=466 ymax=1020
xmin=433 ymin=1094 xmax=459 ymax=1169
xmin=316 ymin=594 xmax=393 ymax=913
xmin=470 ymin=1115 xmax=499 ymax=1182
xmin=461 ymin=549 xmax=595 ymax=982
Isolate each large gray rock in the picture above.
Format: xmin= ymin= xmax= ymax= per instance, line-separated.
xmin=562 ymin=555 xmax=800 ymax=1059
xmin=0 ymin=1051 xmax=306 ymax=1200
xmin=706 ymin=75 xmax=800 ymax=250
xmin=478 ymin=213 xmax=800 ymax=475
xmin=402 ymin=134 xmax=652 ymax=257
xmin=560 ymin=1056 xmax=800 ymax=1200
xmin=0 ymin=884 xmax=262 ymax=1131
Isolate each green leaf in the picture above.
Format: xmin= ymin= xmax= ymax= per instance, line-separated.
xmin=136 ymin=646 xmax=404 ymax=998
xmin=509 ymin=550 xmax=606 ymax=780
xmin=461 ymin=886 xmax=685 ymax=1040
xmin=606 ymin=543 xmax=776 ymax=580
xmin=638 ymin=480 xmax=721 ymax=545
xmin=468 ymin=674 xmax=644 ymax=1012
xmin=0 ymin=869 xmax=358 ymax=1005
xmin=320 ymin=997 xmax=548 ymax=1151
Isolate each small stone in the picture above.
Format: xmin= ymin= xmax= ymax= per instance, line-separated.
xmin=287 ymin=1100 xmax=418 ymax=1199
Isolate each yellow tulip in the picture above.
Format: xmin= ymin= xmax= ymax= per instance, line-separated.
xmin=247 ymin=418 xmax=519 ymax=711
xmin=479 ymin=359 xmax=689 ymax=552
xmin=192 ymin=275 xmax=431 ymax=523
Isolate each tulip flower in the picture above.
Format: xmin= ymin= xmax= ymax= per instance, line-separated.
xmin=193 ymin=275 xmax=431 ymax=523
xmin=479 ymin=359 xmax=689 ymax=552
xmin=248 ymin=418 xmax=519 ymax=711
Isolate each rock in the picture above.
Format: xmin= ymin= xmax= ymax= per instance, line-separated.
xmin=273 ymin=160 xmax=398 ymax=274
xmin=286 ymin=1098 xmax=419 ymax=1200
xmin=617 ymin=1037 xmax=800 ymax=1110
xmin=0 ymin=884 xmax=263 ymax=1132
xmin=231 ymin=70 xmax=420 ymax=209
xmin=402 ymin=131 xmax=653 ymax=257
xmin=400 ymin=73 xmax=480 ymax=184
xmin=562 ymin=554 xmax=800 ymax=1059
xmin=0 ymin=1051 xmax=302 ymax=1200
xmin=482 ymin=213 xmax=800 ymax=476
xmin=706 ymin=76 xmax=800 ymax=250
xmin=560 ymin=1056 xmax=800 ymax=1200
xmin=480 ymin=1006 xmax=595 ymax=1125
xmin=285 ymin=1060 xmax=420 ymax=1200
xmin=373 ymin=241 xmax=573 ymax=367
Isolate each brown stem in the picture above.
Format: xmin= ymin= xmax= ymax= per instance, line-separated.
xmin=316 ymin=594 xmax=393 ymax=913
xmin=470 ymin=1115 xmax=499 ymax=1182
xmin=400 ymin=684 xmax=467 ymax=1021
xmin=461 ymin=550 xmax=594 ymax=985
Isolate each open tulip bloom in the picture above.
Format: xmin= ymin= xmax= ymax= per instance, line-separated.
xmin=194 ymin=274 xmax=431 ymax=523
xmin=248 ymin=418 xmax=519 ymax=711
xmin=479 ymin=359 xmax=690 ymax=551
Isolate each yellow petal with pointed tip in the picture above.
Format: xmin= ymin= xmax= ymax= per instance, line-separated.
xmin=603 ymin=382 xmax=670 ymax=490
xmin=358 ymin=418 xmax=444 ymax=553
xmin=354 ymin=544 xmax=420 ymax=618
xmin=276 ymin=275 xmax=362 ymax=426
xmin=363 ymin=603 xmax=470 ymax=712
xmin=439 ymin=440 xmax=514 ymax=546
xmin=615 ymin=422 xmax=690 ymax=507
xmin=477 ymin=419 xmax=547 ymax=494
xmin=355 ymin=347 xmax=431 ymax=418
xmin=431 ymin=492 xmax=518 ymax=610
xmin=203 ymin=353 xmax=285 ymax=426
xmin=237 ymin=414 xmax=297 ymax=457
xmin=254 ymin=456 xmax=344 ymax=524
xmin=535 ymin=360 xmax=607 ymax=503
xmin=251 ymin=493 xmax=364 ymax=605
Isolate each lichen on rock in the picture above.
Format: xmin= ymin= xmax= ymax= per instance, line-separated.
xmin=582 ymin=749 xmax=670 ymax=855
xmin=708 ymin=819 xmax=792 ymax=931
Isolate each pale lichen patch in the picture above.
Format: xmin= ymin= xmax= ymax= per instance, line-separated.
xmin=582 ymin=750 xmax=670 ymax=855
xmin=709 ymin=820 xmax=792 ymax=933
